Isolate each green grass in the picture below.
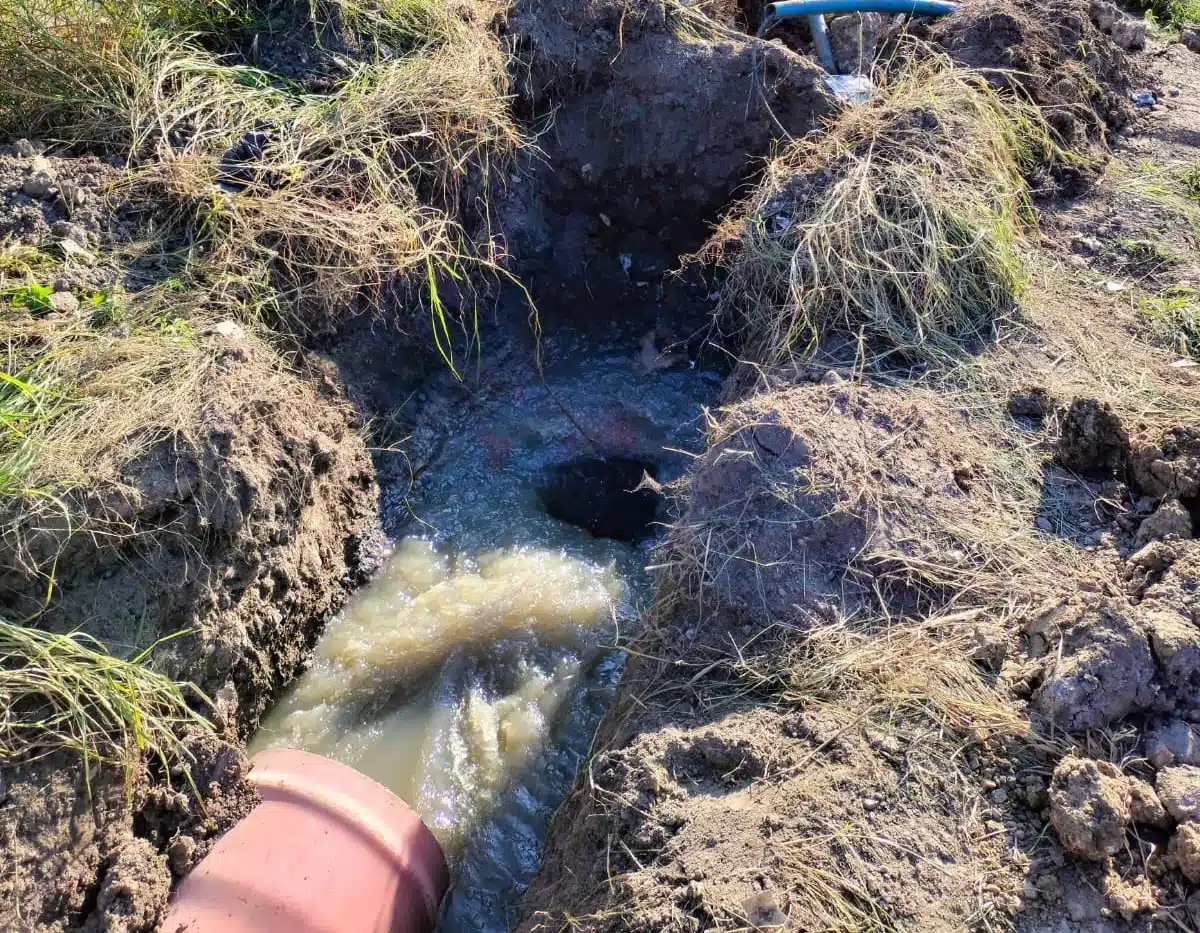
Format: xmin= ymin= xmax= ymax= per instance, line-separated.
xmin=0 ymin=617 xmax=211 ymax=780
xmin=1141 ymin=286 xmax=1200 ymax=358
xmin=0 ymin=362 xmax=66 ymax=499
xmin=1143 ymin=0 xmax=1200 ymax=29
xmin=1119 ymin=159 xmax=1200 ymax=234
xmin=1118 ymin=236 xmax=1178 ymax=268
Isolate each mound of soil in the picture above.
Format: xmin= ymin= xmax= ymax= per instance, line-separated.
xmin=925 ymin=0 xmax=1141 ymax=142
xmin=517 ymin=376 xmax=1200 ymax=932
xmin=0 ymin=695 xmax=259 ymax=933
xmin=0 ymin=346 xmax=379 ymax=722
xmin=0 ymin=343 xmax=378 ymax=932
xmin=518 ymin=381 xmax=1054 ymax=931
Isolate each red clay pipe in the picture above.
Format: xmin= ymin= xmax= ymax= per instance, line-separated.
xmin=160 ymin=748 xmax=450 ymax=933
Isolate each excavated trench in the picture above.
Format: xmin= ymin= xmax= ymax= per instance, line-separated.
xmin=250 ymin=329 xmax=723 ymax=930
xmin=249 ymin=1 xmax=841 ymax=925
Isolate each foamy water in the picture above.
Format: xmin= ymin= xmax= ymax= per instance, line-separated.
xmin=250 ymin=539 xmax=624 ymax=855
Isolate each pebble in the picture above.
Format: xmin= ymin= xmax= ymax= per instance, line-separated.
xmin=211 ymin=320 xmax=245 ymax=341
xmin=862 ymin=797 xmax=880 ymax=811
xmin=48 ymin=292 xmax=80 ymax=316
xmin=13 ymin=139 xmax=38 ymax=158
xmin=1035 ymin=516 xmax=1053 ymax=533
xmin=990 ymin=787 xmax=1010 ymax=805
xmin=22 ymin=173 xmax=54 ymax=199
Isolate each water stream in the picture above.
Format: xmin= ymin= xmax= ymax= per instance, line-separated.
xmin=249 ymin=334 xmax=720 ymax=931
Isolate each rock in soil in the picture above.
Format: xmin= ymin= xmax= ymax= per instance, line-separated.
xmin=1129 ymin=777 xmax=1172 ymax=828
xmin=1173 ymin=823 xmax=1200 ymax=882
xmin=1034 ymin=600 xmax=1156 ymax=731
xmin=1130 ymin=426 xmax=1200 ymax=499
xmin=826 ymin=12 xmax=883 ymax=74
xmin=1182 ymin=27 xmax=1200 ymax=54
xmin=1143 ymin=608 xmax=1200 ymax=707
xmin=1057 ymin=397 xmax=1129 ymax=474
xmin=1158 ymin=766 xmax=1200 ymax=823
xmin=1136 ymin=498 xmax=1194 ymax=546
xmin=1050 ymin=758 xmax=1131 ymax=860
xmin=1147 ymin=719 xmax=1200 ymax=769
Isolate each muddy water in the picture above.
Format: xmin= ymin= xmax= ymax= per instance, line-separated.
xmin=250 ymin=335 xmax=720 ymax=931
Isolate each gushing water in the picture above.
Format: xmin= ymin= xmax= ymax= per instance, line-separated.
xmin=250 ymin=336 xmax=720 ymax=931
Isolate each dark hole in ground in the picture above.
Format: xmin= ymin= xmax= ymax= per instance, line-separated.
xmin=537 ymin=457 xmax=662 ymax=543
xmin=1184 ymin=497 xmax=1200 ymax=537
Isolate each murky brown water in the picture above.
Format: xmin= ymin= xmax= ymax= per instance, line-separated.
xmin=249 ymin=539 xmax=624 ymax=857
xmin=250 ymin=336 xmax=721 ymax=931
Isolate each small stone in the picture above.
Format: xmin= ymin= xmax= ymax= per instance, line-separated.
xmin=211 ymin=320 xmax=245 ymax=341
xmin=862 ymin=797 xmax=880 ymax=811
xmin=1050 ymin=758 xmax=1131 ymax=860
xmin=48 ymin=292 xmax=79 ymax=316
xmin=1146 ymin=719 xmax=1200 ymax=769
xmin=1111 ymin=18 xmax=1146 ymax=51
xmin=1143 ymin=608 xmax=1200 ymax=706
xmin=1136 ymin=498 xmax=1193 ymax=546
xmin=1090 ymin=0 xmax=1120 ymax=31
xmin=58 ymin=182 xmax=87 ymax=208
xmin=12 ymin=138 xmax=37 ymax=158
xmin=22 ymin=173 xmax=54 ymax=199
xmin=1181 ymin=27 xmax=1200 ymax=54
xmin=1157 ymin=766 xmax=1200 ymax=823
xmin=167 ymin=835 xmax=197 ymax=876
xmin=1129 ymin=778 xmax=1172 ymax=827
xmin=1074 ymin=235 xmax=1103 ymax=254
xmin=820 ymin=370 xmax=845 ymax=386
xmin=825 ymin=11 xmax=883 ymax=75
xmin=1035 ymin=516 xmax=1053 ymax=533
xmin=990 ymin=787 xmax=1010 ymax=805
xmin=1173 ymin=823 xmax=1200 ymax=882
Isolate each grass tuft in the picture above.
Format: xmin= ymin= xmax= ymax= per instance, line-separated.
xmin=1143 ymin=0 xmax=1200 ymax=29
xmin=701 ymin=55 xmax=1058 ymax=368
xmin=1118 ymin=159 xmax=1200 ymax=235
xmin=0 ymin=617 xmax=211 ymax=775
xmin=1141 ymin=286 xmax=1200 ymax=358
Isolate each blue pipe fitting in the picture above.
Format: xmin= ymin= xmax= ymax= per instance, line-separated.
xmin=765 ymin=0 xmax=958 ymax=18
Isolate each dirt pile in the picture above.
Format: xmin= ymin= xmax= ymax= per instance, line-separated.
xmin=518 ymin=380 xmax=1069 ymax=932
xmin=516 ymin=372 xmax=1200 ymax=931
xmin=926 ymin=0 xmax=1141 ymax=142
xmin=0 ymin=690 xmax=259 ymax=933
xmin=0 ymin=344 xmax=379 ymax=721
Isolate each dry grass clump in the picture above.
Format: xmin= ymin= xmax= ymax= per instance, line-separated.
xmin=126 ymin=35 xmax=522 ymax=339
xmin=703 ymin=56 xmax=1056 ymax=368
xmin=1 ymin=288 xmax=294 ymax=497
xmin=0 ymin=0 xmax=524 ymax=347
xmin=0 ymin=616 xmax=210 ymax=778
xmin=1117 ymin=159 xmax=1200 ymax=235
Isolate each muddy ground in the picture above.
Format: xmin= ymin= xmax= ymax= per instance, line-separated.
xmin=4 ymin=0 xmax=1200 ymax=930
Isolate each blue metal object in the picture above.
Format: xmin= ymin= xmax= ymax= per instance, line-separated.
xmin=765 ymin=0 xmax=958 ymax=16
